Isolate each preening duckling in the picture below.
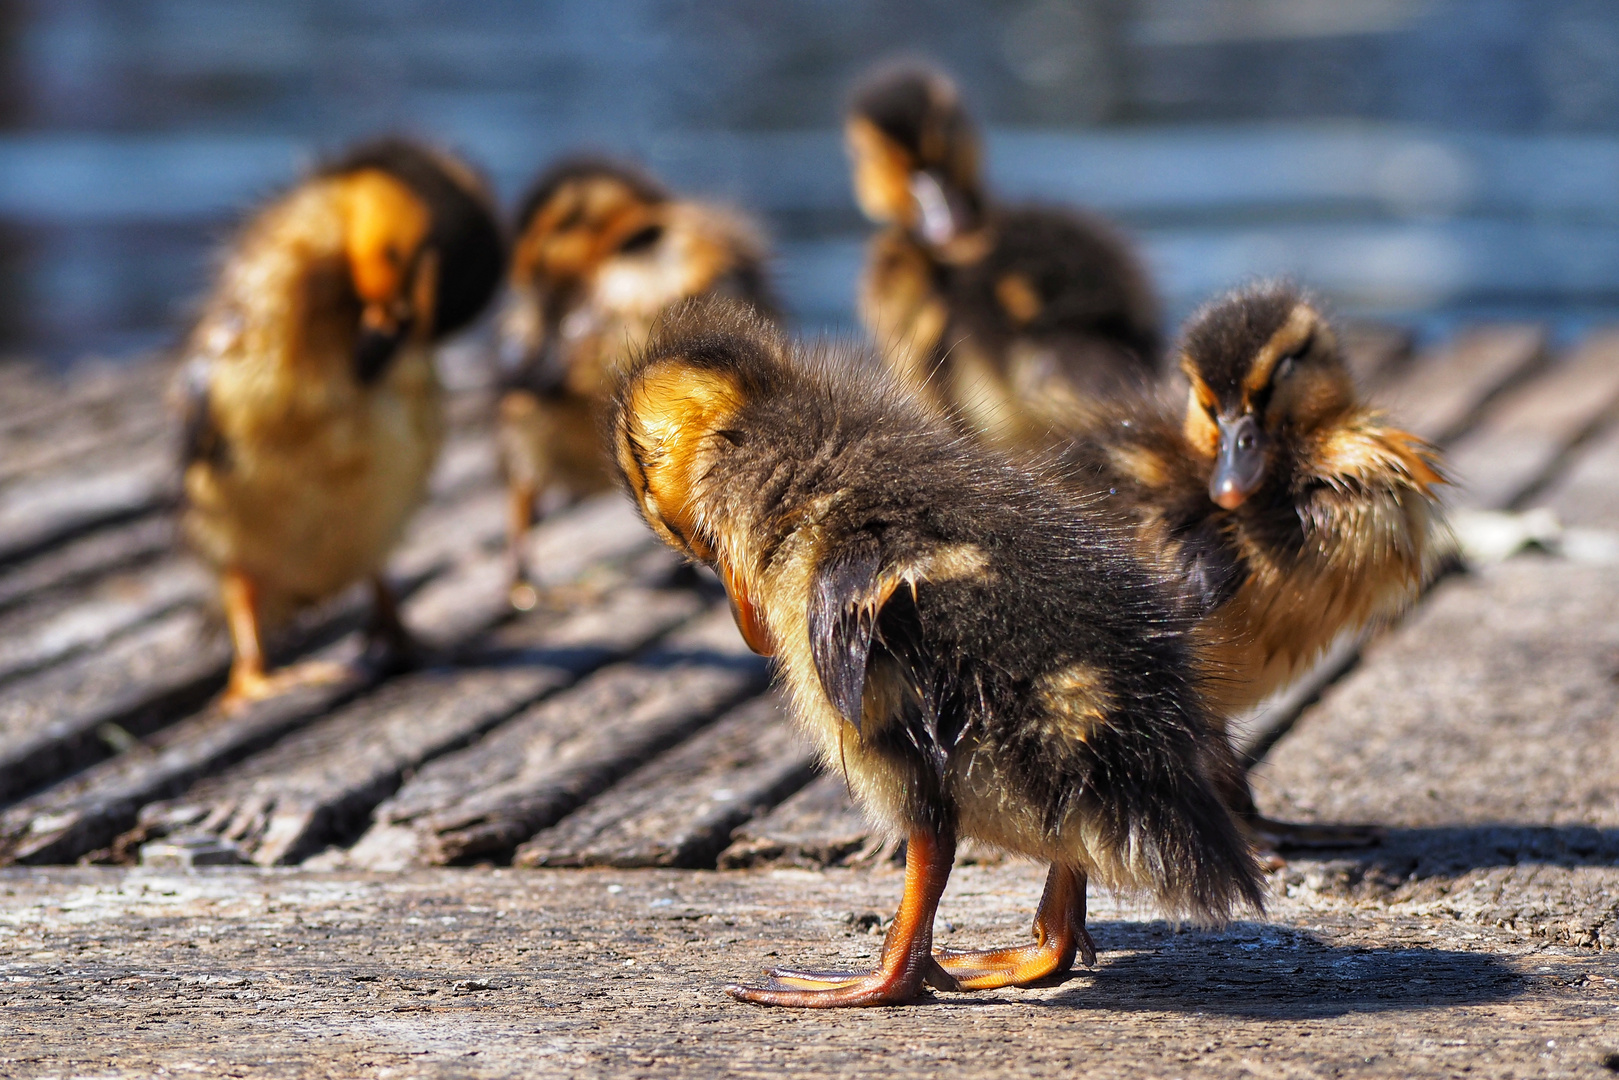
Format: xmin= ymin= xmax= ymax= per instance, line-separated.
xmin=178 ymin=137 xmax=505 ymax=709
xmin=847 ymin=61 xmax=1160 ymax=450
xmin=610 ymin=300 xmax=1263 ymax=1007
xmin=1061 ymin=283 xmax=1448 ymax=846
xmin=496 ymin=157 xmax=774 ymax=608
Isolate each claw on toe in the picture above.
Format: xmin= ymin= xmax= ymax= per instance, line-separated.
xmin=726 ymin=957 xmax=959 ymax=1008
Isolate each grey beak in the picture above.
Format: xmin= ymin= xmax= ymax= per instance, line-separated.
xmin=909 ymin=170 xmax=964 ymax=247
xmin=1209 ymin=413 xmax=1267 ymax=509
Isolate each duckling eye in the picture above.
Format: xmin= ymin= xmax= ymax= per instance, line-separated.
xmin=618 ymin=224 xmax=664 ymax=254
xmin=1275 ymin=354 xmax=1297 ymax=382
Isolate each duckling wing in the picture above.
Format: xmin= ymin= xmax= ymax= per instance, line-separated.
xmin=176 ymin=357 xmax=225 ymax=470
xmin=807 ymin=533 xmax=967 ymax=779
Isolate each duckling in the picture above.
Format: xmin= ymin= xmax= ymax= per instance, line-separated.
xmin=1060 ymin=282 xmax=1449 ymax=847
xmin=847 ymin=61 xmax=1161 ymax=451
xmin=496 ymin=157 xmax=774 ymax=608
xmin=178 ymin=137 xmax=505 ymax=710
xmin=610 ymin=299 xmax=1263 ymax=1007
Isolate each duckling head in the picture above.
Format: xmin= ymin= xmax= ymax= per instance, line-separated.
xmin=328 ymin=138 xmax=505 ymax=384
xmin=337 ymin=168 xmax=434 ymax=383
xmin=1179 ymin=283 xmax=1354 ymax=510
xmin=846 ymin=61 xmax=984 ymax=248
xmin=501 ymin=158 xmax=669 ymax=387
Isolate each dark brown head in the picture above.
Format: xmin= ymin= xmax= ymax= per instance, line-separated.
xmin=323 ymin=137 xmax=505 ymax=382
xmin=846 ymin=61 xmax=984 ymax=246
xmin=501 ymin=157 xmax=671 ymax=387
xmin=1179 ymin=283 xmax=1354 ymax=510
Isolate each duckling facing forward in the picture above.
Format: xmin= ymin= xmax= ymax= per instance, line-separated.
xmin=1061 ymin=283 xmax=1449 ymax=847
xmin=847 ymin=61 xmax=1161 ymax=451
xmin=178 ymin=137 xmax=505 ymax=709
xmin=497 ymin=157 xmax=774 ymax=608
xmin=610 ymin=300 xmax=1263 ymax=1007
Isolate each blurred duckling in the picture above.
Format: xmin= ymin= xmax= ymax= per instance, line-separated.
xmin=496 ymin=157 xmax=774 ymax=609
xmin=178 ymin=137 xmax=505 ymax=710
xmin=610 ymin=299 xmax=1263 ymax=1007
xmin=847 ymin=61 xmax=1160 ymax=450
xmin=1061 ymin=283 xmax=1449 ymax=847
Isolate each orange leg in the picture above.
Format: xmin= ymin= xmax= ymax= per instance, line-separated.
xmin=218 ymin=569 xmax=354 ymax=712
xmin=220 ymin=568 xmax=273 ymax=709
xmin=507 ymin=479 xmax=539 ymax=611
xmin=727 ymin=827 xmax=962 ymax=1007
xmin=933 ymin=863 xmax=1096 ymax=990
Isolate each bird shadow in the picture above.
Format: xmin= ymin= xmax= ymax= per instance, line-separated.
xmin=1001 ymin=921 xmax=1526 ymax=1018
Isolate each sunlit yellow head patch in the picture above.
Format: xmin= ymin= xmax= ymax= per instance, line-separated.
xmin=615 ymin=357 xmax=744 ymax=563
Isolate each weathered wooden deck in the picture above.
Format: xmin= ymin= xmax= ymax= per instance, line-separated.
xmin=0 ymin=327 xmax=1617 ymax=1077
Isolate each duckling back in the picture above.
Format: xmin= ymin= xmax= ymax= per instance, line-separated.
xmin=612 ymin=300 xmax=1264 ymax=922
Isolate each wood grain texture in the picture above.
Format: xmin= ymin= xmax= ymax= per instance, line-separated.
xmin=129 ymin=581 xmax=704 ymax=868
xmin=352 ymin=607 xmax=770 ymax=869
xmin=1373 ymin=324 xmax=1546 ymax=445
xmin=719 ymin=771 xmax=884 ymax=869
xmin=515 ymin=694 xmax=818 ymax=870
xmin=1540 ymin=417 xmax=1619 ymax=531
xmin=1445 ymin=331 xmax=1619 ymax=511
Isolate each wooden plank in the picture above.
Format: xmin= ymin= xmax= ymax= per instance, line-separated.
xmin=0 ymin=500 xmax=659 ymax=866
xmin=0 ymin=480 xmax=592 ymax=810
xmin=514 ymin=694 xmax=817 ymax=870
xmin=0 ymin=485 xmax=498 ymax=816
xmin=1338 ymin=320 xmax=1414 ymax=391
xmin=0 ymin=491 xmax=662 ymax=865
xmin=0 ymin=515 xmax=174 ymax=617
xmin=0 ymin=407 xmax=170 ymax=488
xmin=718 ymin=771 xmax=882 ymax=869
xmin=0 ymin=607 xmax=226 ymax=807
xmin=0 ymin=455 xmax=174 ymax=567
xmin=0 ymin=639 xmax=374 ymax=865
xmin=0 ymin=358 xmax=170 ymax=445
xmin=1372 ymin=324 xmax=1546 ymax=444
xmin=1254 ymin=558 xmax=1619 ymax=931
xmin=1445 ymin=329 xmax=1619 ymax=511
xmin=125 ymin=580 xmax=702 ymax=867
xmin=0 ymin=557 xmax=209 ymax=687
xmin=1539 ymin=417 xmax=1619 ymax=532
xmin=349 ymin=606 xmax=769 ymax=868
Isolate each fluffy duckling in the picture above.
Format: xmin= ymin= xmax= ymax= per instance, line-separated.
xmin=847 ymin=61 xmax=1160 ymax=450
xmin=179 ymin=137 xmax=505 ymax=709
xmin=1061 ymin=283 xmax=1449 ymax=846
xmin=610 ymin=299 xmax=1263 ymax=1007
xmin=496 ymin=157 xmax=774 ymax=608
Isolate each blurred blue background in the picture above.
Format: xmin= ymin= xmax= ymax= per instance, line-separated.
xmin=4 ymin=0 xmax=1619 ymax=366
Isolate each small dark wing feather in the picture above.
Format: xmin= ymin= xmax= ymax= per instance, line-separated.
xmin=177 ymin=358 xmax=225 ymax=470
xmin=807 ymin=533 xmax=884 ymax=734
xmin=1176 ymin=517 xmax=1244 ymax=613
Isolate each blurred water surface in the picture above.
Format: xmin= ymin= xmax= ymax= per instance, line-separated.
xmin=4 ymin=0 xmax=1619 ymax=365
